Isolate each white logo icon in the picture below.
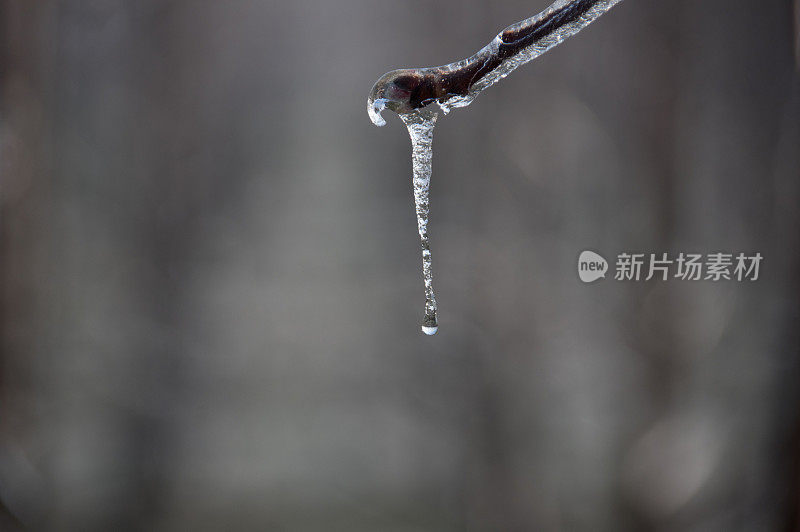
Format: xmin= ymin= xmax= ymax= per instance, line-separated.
xmin=578 ymin=251 xmax=608 ymax=283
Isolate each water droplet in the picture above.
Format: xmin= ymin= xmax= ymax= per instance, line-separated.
xmin=422 ymin=326 xmax=439 ymax=336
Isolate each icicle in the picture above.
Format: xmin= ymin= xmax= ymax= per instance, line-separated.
xmin=400 ymin=109 xmax=439 ymax=335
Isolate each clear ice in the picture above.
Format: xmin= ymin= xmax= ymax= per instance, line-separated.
xmin=460 ymin=0 xmax=625 ymax=101
xmin=369 ymin=0 xmax=625 ymax=334
xmin=400 ymin=110 xmax=439 ymax=335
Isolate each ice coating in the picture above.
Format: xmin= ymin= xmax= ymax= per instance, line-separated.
xmin=467 ymin=0 xmax=625 ymax=96
xmin=367 ymin=0 xmax=624 ymax=126
xmin=368 ymin=0 xmax=625 ymax=333
xmin=400 ymin=109 xmax=439 ymax=334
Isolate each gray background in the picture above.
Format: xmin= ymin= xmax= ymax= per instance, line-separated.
xmin=2 ymin=0 xmax=800 ymax=530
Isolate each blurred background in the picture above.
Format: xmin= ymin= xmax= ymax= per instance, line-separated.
xmin=2 ymin=0 xmax=800 ymax=530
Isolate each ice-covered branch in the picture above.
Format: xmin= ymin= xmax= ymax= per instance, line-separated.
xmin=367 ymin=0 xmax=625 ymax=334
xmin=368 ymin=0 xmax=625 ymax=125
